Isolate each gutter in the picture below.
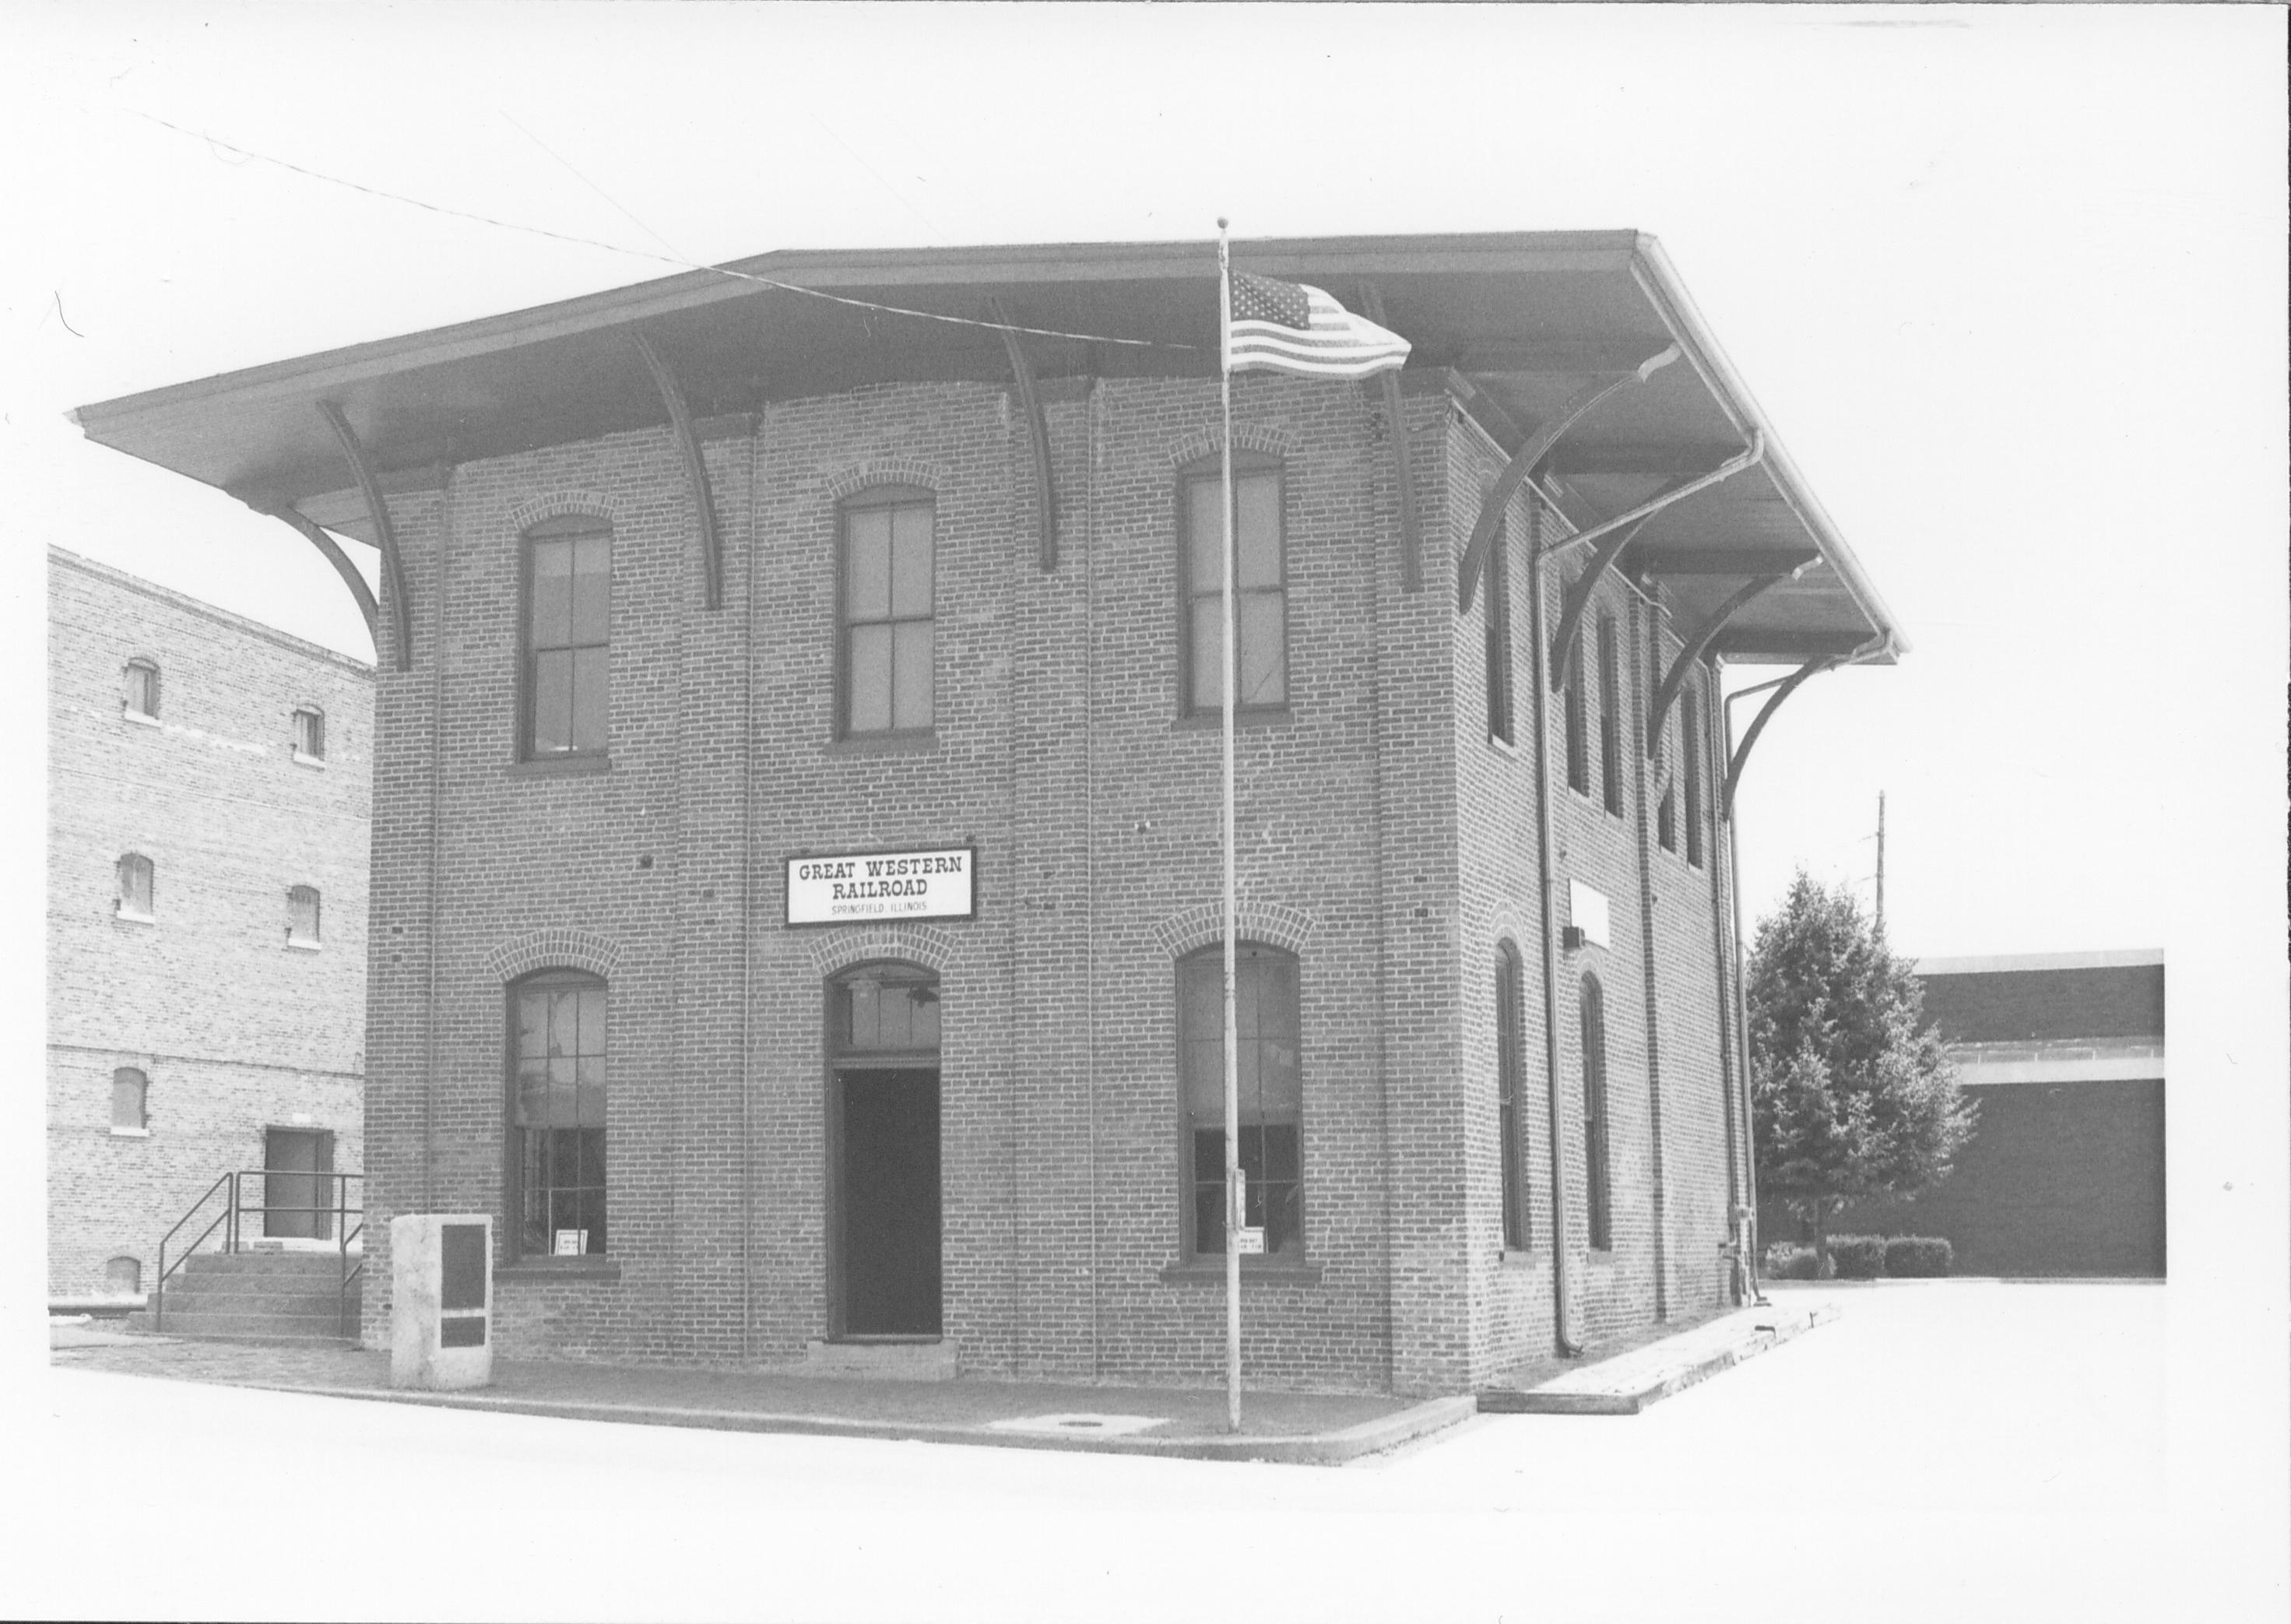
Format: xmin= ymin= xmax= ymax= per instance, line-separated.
xmin=1628 ymin=236 xmax=1910 ymax=660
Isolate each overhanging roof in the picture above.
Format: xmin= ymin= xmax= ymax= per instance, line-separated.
xmin=69 ymin=230 xmax=1903 ymax=665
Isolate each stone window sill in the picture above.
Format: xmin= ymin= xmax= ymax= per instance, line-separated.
xmin=825 ymin=733 xmax=936 ymax=758
xmin=496 ymin=1258 xmax=622 ymax=1284
xmin=507 ymin=754 xmax=612 ymax=778
xmin=114 ymin=910 xmax=155 ymax=926
xmin=286 ymin=939 xmax=322 ymax=953
xmin=1172 ymin=708 xmax=1294 ymax=733
xmin=1158 ymin=1260 xmax=1323 ymax=1286
xmin=292 ymin=751 xmax=328 ymax=769
xmin=1499 ymin=1248 xmax=1544 ymax=1267
xmin=110 ymin=1127 xmax=150 ymax=1139
xmin=121 ymin=710 xmax=160 ymax=729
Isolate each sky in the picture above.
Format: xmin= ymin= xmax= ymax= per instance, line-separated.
xmin=2 ymin=6 xmax=2284 ymax=1607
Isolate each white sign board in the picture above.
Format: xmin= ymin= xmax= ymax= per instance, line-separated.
xmin=1234 ymin=1228 xmax=1267 ymax=1256
xmin=552 ymin=1229 xmax=588 ymax=1257
xmin=786 ymin=846 xmax=976 ymax=926
xmin=1567 ymin=880 xmax=1611 ymax=948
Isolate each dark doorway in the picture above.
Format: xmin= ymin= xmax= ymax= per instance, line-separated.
xmin=263 ymin=1127 xmax=335 ymax=1240
xmin=835 ymin=1068 xmax=942 ymax=1336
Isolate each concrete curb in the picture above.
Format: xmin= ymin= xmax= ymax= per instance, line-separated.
xmin=1479 ymin=1303 xmax=1839 ymax=1416
xmin=248 ymin=1381 xmax=1481 ymax=1466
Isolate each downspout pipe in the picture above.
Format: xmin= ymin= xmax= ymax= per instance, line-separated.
xmin=1525 ymin=496 xmax=1583 ymax=1358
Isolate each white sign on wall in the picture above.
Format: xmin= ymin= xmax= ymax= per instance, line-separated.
xmin=785 ymin=845 xmax=977 ymax=926
xmin=1567 ymin=880 xmax=1611 ymax=948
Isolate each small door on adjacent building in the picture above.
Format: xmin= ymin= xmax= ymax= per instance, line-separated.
xmin=264 ymin=1127 xmax=335 ymax=1240
xmin=826 ymin=962 xmax=943 ymax=1338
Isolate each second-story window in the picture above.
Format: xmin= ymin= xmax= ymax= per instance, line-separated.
xmin=1182 ymin=459 xmax=1287 ymax=714
xmin=116 ymin=853 xmax=153 ymax=919
xmin=840 ymin=487 xmax=936 ymax=736
xmin=1598 ymin=614 xmax=1623 ymax=816
xmin=292 ymin=707 xmax=325 ymax=761
xmin=123 ymin=659 xmax=160 ymax=720
xmin=1485 ymin=514 xmax=1514 ymax=745
xmin=524 ymin=516 xmax=612 ymax=758
xmin=1683 ymin=686 xmax=1705 ymax=868
xmin=287 ymin=885 xmax=322 ymax=947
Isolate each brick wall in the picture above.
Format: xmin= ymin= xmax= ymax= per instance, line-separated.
xmin=357 ymin=371 xmax=1746 ymax=1392
xmin=47 ymin=549 xmax=371 ymax=1298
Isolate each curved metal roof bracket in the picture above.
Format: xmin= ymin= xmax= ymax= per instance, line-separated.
xmin=1360 ymin=284 xmax=1421 ymax=593
xmin=1455 ymin=343 xmax=1678 ymax=613
xmin=1547 ymin=511 xmax=1653 ymax=694
xmin=1722 ymin=656 xmax=1838 ymax=817
xmin=1645 ymin=567 xmax=1803 ymax=756
xmin=244 ymin=497 xmax=381 ymax=656
xmin=317 ymin=401 xmax=413 ymax=670
xmin=988 ymin=297 xmax=1059 ymax=572
xmin=632 ymin=332 xmax=724 ymax=610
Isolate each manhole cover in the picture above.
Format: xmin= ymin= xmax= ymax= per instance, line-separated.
xmin=986 ymin=1412 xmax=1168 ymax=1436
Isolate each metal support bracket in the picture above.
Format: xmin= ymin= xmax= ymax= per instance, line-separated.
xmin=989 ymin=298 xmax=1059 ymax=572
xmin=318 ymin=402 xmax=413 ymax=671
xmin=1361 ymin=284 xmax=1421 ymax=593
xmin=1456 ymin=343 xmax=1678 ymax=613
xmin=1547 ymin=510 xmax=1658 ymax=694
xmin=1646 ymin=570 xmax=1797 ymax=755
xmin=1723 ymin=656 xmax=1838 ymax=817
xmin=246 ymin=498 xmax=381 ymax=655
xmin=633 ymin=332 xmax=723 ymax=610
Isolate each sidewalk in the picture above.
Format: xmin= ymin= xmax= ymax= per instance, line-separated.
xmin=1478 ymin=1299 xmax=1838 ymax=1415
xmin=50 ymin=1298 xmax=1836 ymax=1457
xmin=47 ymin=1327 xmax=1471 ymax=1464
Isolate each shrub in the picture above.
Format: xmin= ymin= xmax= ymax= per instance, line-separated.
xmin=1762 ymin=1243 xmax=1818 ymax=1281
xmin=1829 ymin=1235 xmax=1887 ymax=1279
xmin=1884 ymin=1236 xmax=1954 ymax=1278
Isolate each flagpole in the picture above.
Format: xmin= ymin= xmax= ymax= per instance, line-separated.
xmin=1217 ymin=217 xmax=1242 ymax=1436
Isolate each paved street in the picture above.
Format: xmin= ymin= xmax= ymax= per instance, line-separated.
xmin=16 ymin=1282 xmax=2272 ymax=1622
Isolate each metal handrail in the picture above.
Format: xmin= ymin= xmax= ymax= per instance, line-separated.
xmin=153 ymin=1172 xmax=234 ymax=1331
xmin=149 ymin=1169 xmax=365 ymax=1337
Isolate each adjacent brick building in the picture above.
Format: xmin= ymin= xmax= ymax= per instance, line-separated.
xmin=47 ymin=548 xmax=372 ymax=1303
xmin=71 ymin=232 xmax=1904 ymax=1392
xmin=1764 ymin=951 xmax=2167 ymax=1278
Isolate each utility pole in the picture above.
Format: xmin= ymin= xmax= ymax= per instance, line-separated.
xmin=1875 ymin=790 xmax=1886 ymax=932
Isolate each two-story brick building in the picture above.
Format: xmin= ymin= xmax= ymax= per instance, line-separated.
xmin=47 ymin=547 xmax=371 ymax=1306
xmin=71 ymin=232 xmax=1903 ymax=1393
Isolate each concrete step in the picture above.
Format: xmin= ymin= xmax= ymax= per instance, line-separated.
xmin=157 ymin=1273 xmax=356 ymax=1301
xmin=129 ymin=1308 xmax=360 ymax=1341
xmin=796 ymin=1338 xmax=960 ymax=1381
xmin=179 ymin=1252 xmax=353 ymax=1276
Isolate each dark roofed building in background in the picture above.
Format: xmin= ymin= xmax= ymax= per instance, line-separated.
xmin=1764 ymin=950 xmax=2166 ymax=1278
xmin=72 ymin=232 xmax=1904 ymax=1392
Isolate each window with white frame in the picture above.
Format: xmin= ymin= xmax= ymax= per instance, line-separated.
xmin=116 ymin=853 xmax=153 ymax=919
xmin=122 ymin=659 xmax=160 ymax=719
xmin=292 ymin=707 xmax=325 ymax=761
xmin=287 ymin=885 xmax=322 ymax=946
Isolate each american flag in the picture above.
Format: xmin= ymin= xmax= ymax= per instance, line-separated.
xmin=1225 ymin=272 xmax=1410 ymax=379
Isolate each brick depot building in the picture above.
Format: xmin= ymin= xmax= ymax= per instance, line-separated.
xmin=1765 ymin=951 xmax=2166 ymax=1278
xmin=73 ymin=233 xmax=1903 ymax=1393
xmin=47 ymin=548 xmax=371 ymax=1304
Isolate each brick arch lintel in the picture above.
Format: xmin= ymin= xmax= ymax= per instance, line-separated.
xmin=1151 ymin=901 xmax=1317 ymax=959
xmin=506 ymin=490 xmax=627 ymax=533
xmin=804 ymin=923 xmax=969 ymax=979
xmin=1165 ymin=421 xmax=1299 ymax=470
xmin=823 ymin=459 xmax=950 ymax=504
xmin=483 ymin=927 xmax=625 ymax=984
xmin=1487 ymin=906 xmax=1534 ymax=965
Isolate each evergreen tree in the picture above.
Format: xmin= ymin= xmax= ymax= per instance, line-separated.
xmin=1749 ymin=872 xmax=1976 ymax=1277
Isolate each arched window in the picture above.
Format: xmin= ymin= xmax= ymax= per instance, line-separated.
xmin=104 ymin=1257 xmax=142 ymax=1295
xmin=287 ymin=885 xmax=322 ymax=946
xmin=509 ymin=970 xmax=608 ymax=1257
xmin=1179 ymin=943 xmax=1303 ymax=1260
xmin=1580 ymin=974 xmax=1612 ymax=1251
xmin=523 ymin=515 xmax=612 ymax=758
xmin=123 ymin=659 xmax=160 ymax=719
xmin=827 ymin=961 xmax=942 ymax=1055
xmin=1598 ymin=614 xmax=1623 ymax=816
xmin=839 ymin=486 xmax=936 ymax=736
xmin=1682 ymin=687 xmax=1705 ymax=868
xmin=1563 ymin=621 xmax=1589 ymax=796
xmin=1180 ymin=454 xmax=1288 ymax=714
xmin=116 ymin=853 xmax=153 ymax=919
xmin=292 ymin=706 xmax=325 ymax=761
xmin=111 ymin=1067 xmax=148 ymax=1131
xmin=1484 ymin=512 xmax=1514 ymax=744
xmin=1496 ymin=942 xmax=1530 ymax=1250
